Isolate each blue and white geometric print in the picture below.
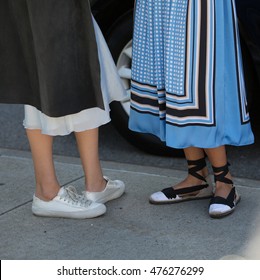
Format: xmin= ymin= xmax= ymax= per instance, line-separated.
xmin=129 ymin=0 xmax=254 ymax=148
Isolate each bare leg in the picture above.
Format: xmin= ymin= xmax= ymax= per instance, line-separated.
xmin=74 ymin=128 xmax=106 ymax=192
xmin=26 ymin=129 xmax=60 ymax=201
xmin=204 ymin=146 xmax=233 ymax=198
xmin=27 ymin=128 xmax=107 ymax=219
xmin=174 ymin=147 xmax=208 ymax=191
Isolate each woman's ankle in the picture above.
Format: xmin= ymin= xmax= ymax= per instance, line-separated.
xmin=214 ymin=181 xmax=233 ymax=198
xmin=86 ymin=177 xmax=107 ymax=192
xmin=35 ymin=183 xmax=60 ymax=201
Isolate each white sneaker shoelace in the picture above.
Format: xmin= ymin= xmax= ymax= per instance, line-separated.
xmin=59 ymin=186 xmax=93 ymax=207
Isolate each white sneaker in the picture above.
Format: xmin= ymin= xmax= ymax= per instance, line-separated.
xmin=32 ymin=186 xmax=106 ymax=219
xmin=84 ymin=176 xmax=125 ymax=203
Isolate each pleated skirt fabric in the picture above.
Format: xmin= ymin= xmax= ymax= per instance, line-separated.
xmin=129 ymin=0 xmax=254 ymax=148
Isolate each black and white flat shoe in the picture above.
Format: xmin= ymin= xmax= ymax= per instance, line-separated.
xmin=149 ymin=180 xmax=213 ymax=204
xmin=149 ymin=157 xmax=213 ymax=204
xmin=209 ymin=163 xmax=241 ymax=218
xmin=209 ymin=187 xmax=240 ymax=218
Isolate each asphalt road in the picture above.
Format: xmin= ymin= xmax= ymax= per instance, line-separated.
xmin=0 ymin=103 xmax=260 ymax=181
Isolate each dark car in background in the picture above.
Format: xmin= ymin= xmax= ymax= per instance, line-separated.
xmin=91 ymin=0 xmax=260 ymax=156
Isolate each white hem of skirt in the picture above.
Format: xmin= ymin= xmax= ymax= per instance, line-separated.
xmin=23 ymin=105 xmax=111 ymax=136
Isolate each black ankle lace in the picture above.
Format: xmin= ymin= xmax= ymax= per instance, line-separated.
xmin=187 ymin=157 xmax=207 ymax=182
xmin=212 ymin=163 xmax=233 ymax=185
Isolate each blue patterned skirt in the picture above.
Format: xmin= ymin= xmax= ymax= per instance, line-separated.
xmin=129 ymin=0 xmax=254 ymax=148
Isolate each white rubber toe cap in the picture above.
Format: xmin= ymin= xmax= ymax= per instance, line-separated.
xmin=150 ymin=191 xmax=168 ymax=202
xmin=209 ymin=203 xmax=231 ymax=215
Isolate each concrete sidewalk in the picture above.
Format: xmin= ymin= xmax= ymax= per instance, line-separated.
xmin=0 ymin=148 xmax=260 ymax=260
